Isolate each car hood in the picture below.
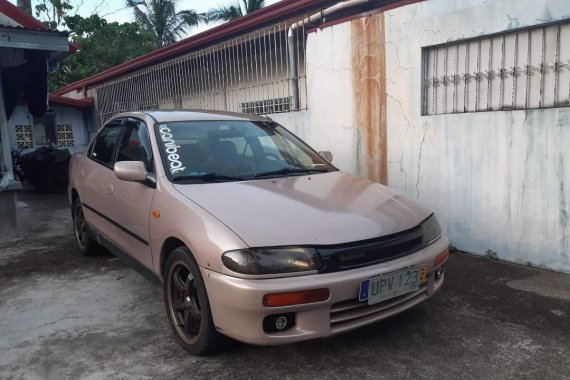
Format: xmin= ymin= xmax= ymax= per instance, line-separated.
xmin=173 ymin=171 xmax=432 ymax=247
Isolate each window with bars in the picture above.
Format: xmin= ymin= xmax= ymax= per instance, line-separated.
xmin=241 ymin=97 xmax=291 ymax=114
xmin=56 ymin=124 xmax=74 ymax=147
xmin=92 ymin=13 xmax=310 ymax=125
xmin=15 ymin=125 xmax=33 ymax=148
xmin=422 ymin=19 xmax=570 ymax=115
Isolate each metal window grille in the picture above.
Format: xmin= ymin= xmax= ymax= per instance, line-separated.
xmin=56 ymin=124 xmax=74 ymax=146
xmin=422 ymin=19 xmax=570 ymax=115
xmin=241 ymin=96 xmax=291 ymax=114
xmin=93 ymin=14 xmax=310 ymax=125
xmin=15 ymin=125 xmax=33 ymax=148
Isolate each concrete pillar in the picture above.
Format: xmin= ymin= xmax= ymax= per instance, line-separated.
xmin=0 ymin=181 xmax=22 ymax=242
xmin=351 ymin=12 xmax=388 ymax=184
xmin=0 ymin=70 xmax=22 ymax=242
xmin=0 ymin=73 xmax=14 ymax=180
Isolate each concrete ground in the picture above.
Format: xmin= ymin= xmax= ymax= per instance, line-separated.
xmin=1 ymin=193 xmax=569 ymax=379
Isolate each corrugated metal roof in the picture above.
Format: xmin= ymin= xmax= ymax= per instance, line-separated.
xmin=0 ymin=0 xmax=77 ymax=56
xmin=48 ymin=94 xmax=93 ymax=108
xmin=0 ymin=23 xmax=68 ymax=36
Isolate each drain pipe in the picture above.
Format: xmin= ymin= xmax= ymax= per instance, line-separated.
xmin=287 ymin=0 xmax=373 ymax=110
xmin=287 ymin=28 xmax=300 ymax=111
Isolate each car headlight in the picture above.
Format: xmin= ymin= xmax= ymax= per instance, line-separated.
xmin=222 ymin=247 xmax=324 ymax=275
xmin=421 ymin=214 xmax=442 ymax=246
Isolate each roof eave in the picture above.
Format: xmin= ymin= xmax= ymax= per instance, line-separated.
xmin=53 ymin=0 xmax=341 ymax=95
xmin=0 ymin=0 xmax=76 ymax=59
xmin=48 ymin=94 xmax=94 ymax=108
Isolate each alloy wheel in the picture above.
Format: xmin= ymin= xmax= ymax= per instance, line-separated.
xmin=74 ymin=203 xmax=87 ymax=249
xmin=167 ymin=261 xmax=202 ymax=343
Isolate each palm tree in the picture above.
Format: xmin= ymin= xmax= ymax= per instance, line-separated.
xmin=17 ymin=0 xmax=32 ymax=15
xmin=126 ymin=0 xmax=205 ymax=48
xmin=207 ymin=0 xmax=266 ymax=23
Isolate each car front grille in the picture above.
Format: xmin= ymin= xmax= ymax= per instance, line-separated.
xmin=318 ymin=225 xmax=424 ymax=273
xmin=330 ymin=285 xmax=428 ymax=334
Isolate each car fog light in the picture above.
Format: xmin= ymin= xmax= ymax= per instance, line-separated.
xmin=435 ymin=266 xmax=444 ymax=279
xmin=275 ymin=316 xmax=288 ymax=330
xmin=263 ymin=313 xmax=295 ymax=333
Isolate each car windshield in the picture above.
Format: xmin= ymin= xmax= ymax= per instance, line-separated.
xmin=155 ymin=120 xmax=336 ymax=182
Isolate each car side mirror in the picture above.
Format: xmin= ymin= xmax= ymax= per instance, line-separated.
xmin=319 ymin=151 xmax=333 ymax=162
xmin=114 ymin=161 xmax=148 ymax=182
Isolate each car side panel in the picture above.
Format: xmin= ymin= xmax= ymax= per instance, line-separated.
xmin=74 ymin=156 xmax=115 ymax=239
xmin=148 ymin=178 xmax=249 ymax=278
xmin=102 ymin=174 xmax=155 ymax=270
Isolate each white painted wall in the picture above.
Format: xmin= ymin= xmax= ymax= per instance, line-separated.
xmin=267 ymin=110 xmax=311 ymax=141
xmin=385 ymin=0 xmax=570 ymax=273
xmin=269 ymin=22 xmax=358 ymax=174
xmin=7 ymin=105 xmax=88 ymax=154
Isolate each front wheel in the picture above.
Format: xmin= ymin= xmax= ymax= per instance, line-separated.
xmin=163 ymin=247 xmax=229 ymax=355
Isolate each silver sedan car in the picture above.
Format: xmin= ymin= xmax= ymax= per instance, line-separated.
xmin=68 ymin=110 xmax=449 ymax=355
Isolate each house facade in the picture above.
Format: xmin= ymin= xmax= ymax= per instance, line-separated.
xmin=6 ymin=95 xmax=93 ymax=154
xmin=0 ymin=0 xmax=78 ymax=241
xmin=55 ymin=0 xmax=570 ymax=273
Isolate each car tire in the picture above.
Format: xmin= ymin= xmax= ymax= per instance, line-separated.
xmin=163 ymin=247 xmax=230 ymax=356
xmin=72 ymin=197 xmax=101 ymax=256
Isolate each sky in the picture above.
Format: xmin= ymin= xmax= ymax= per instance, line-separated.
xmin=10 ymin=0 xmax=281 ymax=35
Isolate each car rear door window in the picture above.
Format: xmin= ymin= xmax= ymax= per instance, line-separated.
xmin=90 ymin=120 xmax=123 ymax=167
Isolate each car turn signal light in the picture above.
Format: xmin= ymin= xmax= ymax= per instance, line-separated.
xmin=263 ymin=288 xmax=330 ymax=307
xmin=433 ymin=248 xmax=449 ymax=267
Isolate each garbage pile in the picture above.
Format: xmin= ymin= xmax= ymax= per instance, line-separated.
xmin=11 ymin=148 xmax=24 ymax=181
xmin=20 ymin=146 xmax=71 ymax=193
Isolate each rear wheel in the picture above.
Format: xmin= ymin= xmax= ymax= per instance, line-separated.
xmin=163 ymin=247 xmax=229 ymax=355
xmin=72 ymin=197 xmax=101 ymax=256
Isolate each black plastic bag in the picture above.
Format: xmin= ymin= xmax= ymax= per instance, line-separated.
xmin=20 ymin=146 xmax=71 ymax=193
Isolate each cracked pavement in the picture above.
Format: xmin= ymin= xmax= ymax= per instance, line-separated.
xmin=1 ymin=193 xmax=569 ymax=379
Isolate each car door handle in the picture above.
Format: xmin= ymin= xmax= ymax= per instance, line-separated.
xmin=79 ymin=170 xmax=85 ymax=179
xmin=105 ymin=184 xmax=114 ymax=194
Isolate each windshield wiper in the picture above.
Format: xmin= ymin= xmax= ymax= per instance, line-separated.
xmin=254 ymin=167 xmax=329 ymax=178
xmin=172 ymin=173 xmax=244 ymax=182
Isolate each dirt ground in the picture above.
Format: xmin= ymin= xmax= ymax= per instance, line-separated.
xmin=0 ymin=193 xmax=569 ymax=379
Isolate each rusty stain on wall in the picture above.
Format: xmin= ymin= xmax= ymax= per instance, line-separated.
xmin=351 ymin=12 xmax=387 ymax=184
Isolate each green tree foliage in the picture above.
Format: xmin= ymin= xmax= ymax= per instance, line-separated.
xmin=207 ymin=0 xmax=266 ymax=23
xmin=49 ymin=14 xmax=155 ymax=90
xmin=34 ymin=0 xmax=73 ymax=29
xmin=125 ymin=0 xmax=205 ymax=48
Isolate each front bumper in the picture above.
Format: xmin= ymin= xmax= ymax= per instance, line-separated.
xmin=201 ymin=236 xmax=449 ymax=345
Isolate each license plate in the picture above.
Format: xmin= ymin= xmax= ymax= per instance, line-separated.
xmin=359 ymin=265 xmax=428 ymax=305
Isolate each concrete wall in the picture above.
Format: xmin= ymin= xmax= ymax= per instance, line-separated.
xmin=384 ymin=0 xmax=570 ymax=273
xmin=7 ymin=105 xmax=89 ymax=154
xmin=270 ymin=21 xmax=361 ymax=175
xmin=270 ymin=13 xmax=389 ymax=183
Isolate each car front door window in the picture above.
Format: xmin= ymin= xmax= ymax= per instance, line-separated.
xmin=116 ymin=119 xmax=154 ymax=173
xmin=90 ymin=120 xmax=123 ymax=168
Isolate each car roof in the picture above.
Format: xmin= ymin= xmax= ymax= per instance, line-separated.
xmin=116 ymin=110 xmax=272 ymax=123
